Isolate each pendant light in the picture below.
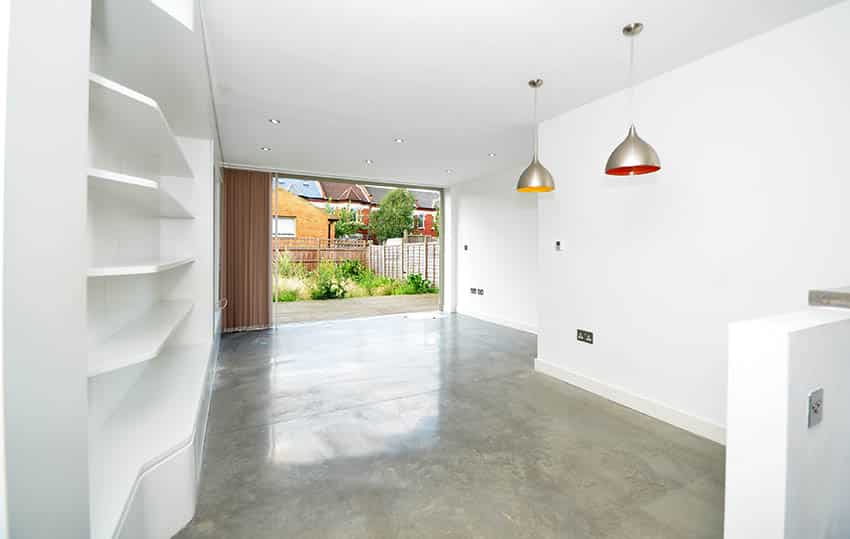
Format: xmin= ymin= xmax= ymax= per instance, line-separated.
xmin=516 ymin=79 xmax=555 ymax=192
xmin=605 ymin=22 xmax=661 ymax=176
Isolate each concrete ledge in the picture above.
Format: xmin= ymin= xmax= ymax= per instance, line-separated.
xmin=535 ymin=357 xmax=726 ymax=445
xmin=809 ymin=286 xmax=850 ymax=309
xmin=456 ymin=309 xmax=537 ymax=334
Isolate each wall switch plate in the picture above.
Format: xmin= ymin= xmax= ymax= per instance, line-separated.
xmin=808 ymin=388 xmax=824 ymax=428
xmin=555 ymin=240 xmax=562 ymax=251
xmin=577 ymin=329 xmax=594 ymax=344
xmin=477 ymin=288 xmax=484 ymax=295
xmin=469 ymin=287 xmax=476 ymax=294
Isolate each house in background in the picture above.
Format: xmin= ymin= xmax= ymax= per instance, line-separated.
xmin=272 ymin=179 xmax=338 ymax=242
xmin=275 ymin=176 xmax=440 ymax=240
xmin=319 ymin=181 xmax=374 ymax=237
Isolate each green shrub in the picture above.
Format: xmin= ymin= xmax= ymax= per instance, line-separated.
xmin=275 ymin=252 xmax=306 ymax=279
xmin=310 ymin=261 xmax=347 ymax=300
xmin=276 ymin=289 xmax=299 ymax=302
xmin=402 ymin=273 xmax=437 ymax=294
xmin=338 ymin=259 xmax=368 ymax=280
xmin=357 ymin=272 xmax=396 ymax=295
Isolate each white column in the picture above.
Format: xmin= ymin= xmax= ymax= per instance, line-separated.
xmin=2 ymin=0 xmax=91 ymax=537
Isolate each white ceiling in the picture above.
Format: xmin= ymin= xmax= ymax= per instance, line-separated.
xmin=202 ymin=0 xmax=839 ymax=187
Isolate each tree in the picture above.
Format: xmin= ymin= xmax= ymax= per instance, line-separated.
xmin=326 ymin=202 xmax=363 ymax=237
xmin=433 ymin=201 xmax=440 ymax=237
xmin=369 ymin=188 xmax=415 ymax=243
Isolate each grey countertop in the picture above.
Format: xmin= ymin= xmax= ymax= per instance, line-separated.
xmin=809 ymin=286 xmax=850 ymax=309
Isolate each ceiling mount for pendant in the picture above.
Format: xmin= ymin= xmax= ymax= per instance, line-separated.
xmin=605 ymin=21 xmax=661 ymax=176
xmin=622 ymin=22 xmax=643 ymax=36
xmin=516 ymin=78 xmax=555 ymax=193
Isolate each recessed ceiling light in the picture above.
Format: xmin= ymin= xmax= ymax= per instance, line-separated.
xmin=260 ymin=146 xmax=272 ymax=151
xmin=365 ymin=159 xmax=374 ymax=165
xmin=445 ymin=169 xmax=454 ymax=174
xmin=393 ymin=137 xmax=406 ymax=144
xmin=268 ymin=119 xmax=280 ymax=125
xmin=488 ymin=152 xmax=496 ymax=157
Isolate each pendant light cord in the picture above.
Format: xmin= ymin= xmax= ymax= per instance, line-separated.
xmin=628 ymin=32 xmax=636 ymax=126
xmin=533 ymin=85 xmax=539 ymax=157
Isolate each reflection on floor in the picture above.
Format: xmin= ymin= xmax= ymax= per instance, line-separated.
xmin=273 ymin=293 xmax=440 ymax=325
xmin=176 ymin=314 xmax=725 ymax=538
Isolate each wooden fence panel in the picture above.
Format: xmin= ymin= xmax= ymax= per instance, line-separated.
xmin=273 ymin=236 xmax=440 ymax=287
xmin=367 ymin=241 xmax=440 ymax=287
xmin=273 ymin=237 xmax=368 ymax=271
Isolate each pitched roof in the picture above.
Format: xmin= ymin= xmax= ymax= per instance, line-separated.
xmin=367 ymin=186 xmax=440 ymax=210
xmin=319 ymin=181 xmax=372 ymax=203
xmin=276 ymin=177 xmax=323 ymax=199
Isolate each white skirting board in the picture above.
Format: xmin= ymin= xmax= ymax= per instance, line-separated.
xmin=534 ymin=357 xmax=726 ymax=445
xmin=455 ymin=309 xmax=538 ymax=334
xmin=114 ymin=341 xmax=218 ymax=539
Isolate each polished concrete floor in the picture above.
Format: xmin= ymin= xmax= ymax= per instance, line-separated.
xmin=176 ymin=313 xmax=725 ymax=538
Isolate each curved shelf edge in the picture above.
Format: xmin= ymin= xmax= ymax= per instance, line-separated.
xmin=88 ymin=256 xmax=195 ymax=278
xmin=88 ymin=300 xmax=194 ymax=378
xmin=88 ymin=343 xmax=215 ymax=539
xmin=89 ymin=73 xmax=194 ymax=179
xmin=88 ymin=168 xmax=195 ymax=219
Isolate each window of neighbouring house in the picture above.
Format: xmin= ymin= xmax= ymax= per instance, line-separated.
xmin=414 ymin=214 xmax=425 ymax=229
xmin=273 ymin=216 xmax=296 ymax=237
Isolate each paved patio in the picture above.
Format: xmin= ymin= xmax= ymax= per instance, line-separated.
xmin=273 ymin=293 xmax=440 ymax=324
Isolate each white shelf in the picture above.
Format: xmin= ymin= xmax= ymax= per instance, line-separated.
xmin=88 ymin=300 xmax=194 ymax=377
xmin=89 ymin=73 xmax=193 ymax=179
xmin=88 ymin=168 xmax=194 ymax=219
xmin=88 ymin=256 xmax=195 ymax=278
xmin=88 ymin=344 xmax=211 ymax=539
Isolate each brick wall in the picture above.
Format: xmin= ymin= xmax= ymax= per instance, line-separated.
xmin=273 ymin=187 xmax=334 ymax=239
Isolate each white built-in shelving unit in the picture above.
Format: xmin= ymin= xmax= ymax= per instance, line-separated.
xmin=86 ymin=1 xmax=217 ymax=538
xmin=86 ymin=71 xmax=196 ymax=376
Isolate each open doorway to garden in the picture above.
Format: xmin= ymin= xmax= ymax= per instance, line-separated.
xmin=271 ymin=176 xmax=442 ymax=324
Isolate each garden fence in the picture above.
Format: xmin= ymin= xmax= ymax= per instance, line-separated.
xmin=274 ymin=236 xmax=441 ymax=287
xmin=273 ymin=237 xmax=368 ymax=270
xmin=367 ymin=238 xmax=440 ymax=287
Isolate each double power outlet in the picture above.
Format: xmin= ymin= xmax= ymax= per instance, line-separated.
xmin=577 ymin=329 xmax=594 ymax=344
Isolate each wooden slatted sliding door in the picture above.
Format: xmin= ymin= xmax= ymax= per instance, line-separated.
xmin=221 ymin=168 xmax=272 ymax=331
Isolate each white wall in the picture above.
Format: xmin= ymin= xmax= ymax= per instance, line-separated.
xmin=726 ymin=308 xmax=850 ymax=538
xmin=535 ymin=0 xmax=850 ymax=443
xmin=442 ymin=188 xmax=456 ymax=313
xmin=0 ymin=0 xmax=9 ymax=534
xmin=2 ymin=0 xmax=91 ymax=536
xmin=449 ymin=167 xmax=538 ymax=333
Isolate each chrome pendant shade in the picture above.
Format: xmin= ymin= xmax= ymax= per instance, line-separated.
xmin=517 ymin=79 xmax=555 ymax=193
xmin=517 ymin=156 xmax=555 ymax=192
xmin=605 ymin=22 xmax=661 ymax=176
xmin=605 ymin=124 xmax=660 ymax=176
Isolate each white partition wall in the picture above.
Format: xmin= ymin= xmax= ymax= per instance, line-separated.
xmin=3 ymin=1 xmax=92 ymax=537
xmin=448 ymin=167 xmax=539 ymax=333
xmin=726 ymin=308 xmax=850 ymax=538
